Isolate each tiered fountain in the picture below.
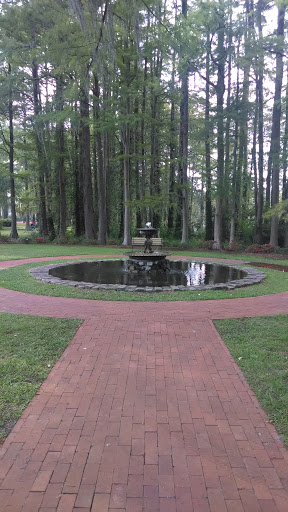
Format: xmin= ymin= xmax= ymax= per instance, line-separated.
xmin=127 ymin=222 xmax=170 ymax=273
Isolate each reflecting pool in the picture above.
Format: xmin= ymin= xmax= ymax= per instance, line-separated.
xmin=49 ymin=260 xmax=246 ymax=288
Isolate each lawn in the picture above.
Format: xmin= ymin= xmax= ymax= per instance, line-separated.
xmin=0 ymin=241 xmax=127 ymax=261
xmin=215 ymin=315 xmax=288 ymax=448
xmin=1 ymin=239 xmax=288 ymax=264
xmin=0 ymin=313 xmax=81 ymax=442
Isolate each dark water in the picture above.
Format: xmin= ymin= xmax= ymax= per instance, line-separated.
xmin=49 ymin=260 xmax=246 ymax=287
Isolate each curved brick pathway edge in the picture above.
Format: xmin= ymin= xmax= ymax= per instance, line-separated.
xmin=1 ymin=254 xmax=288 ymax=512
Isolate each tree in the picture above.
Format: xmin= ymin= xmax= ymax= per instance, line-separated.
xmin=269 ymin=5 xmax=285 ymax=246
xmin=179 ymin=0 xmax=189 ymax=245
xmin=255 ymin=0 xmax=264 ymax=244
xmin=213 ymin=1 xmax=226 ymax=250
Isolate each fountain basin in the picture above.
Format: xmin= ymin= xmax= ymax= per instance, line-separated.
xmin=30 ymin=259 xmax=266 ymax=292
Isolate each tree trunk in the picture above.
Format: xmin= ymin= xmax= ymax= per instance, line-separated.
xmin=214 ymin=2 xmax=225 ymax=249
xmin=223 ymin=5 xmax=233 ymax=241
xmin=79 ymin=75 xmax=96 ymax=240
xmin=205 ymin=32 xmax=213 ymax=241
xmin=150 ymin=48 xmax=162 ymax=228
xmin=230 ymin=56 xmax=240 ymax=244
xmin=122 ymin=39 xmax=131 ymax=246
xmin=168 ymin=68 xmax=177 ymax=232
xmin=25 ymin=178 xmax=30 ymax=231
xmin=93 ymin=73 xmax=107 ymax=244
xmin=140 ymin=56 xmax=148 ymax=226
xmin=282 ymin=66 xmax=288 ymax=247
xmin=269 ymin=6 xmax=285 ymax=246
xmin=32 ymin=58 xmax=48 ymax=236
xmin=8 ymin=64 xmax=18 ymax=239
xmin=134 ymin=91 xmax=142 ymax=230
xmin=73 ymin=119 xmax=84 ymax=237
xmin=122 ymin=119 xmax=131 ymax=245
xmin=179 ymin=0 xmax=189 ymax=246
xmin=22 ymin=102 xmax=30 ymax=231
xmin=255 ymin=0 xmax=264 ymax=243
xmin=55 ymin=76 xmax=66 ymax=239
xmin=231 ymin=1 xmax=252 ymax=242
xmin=252 ymin=87 xmax=258 ymax=219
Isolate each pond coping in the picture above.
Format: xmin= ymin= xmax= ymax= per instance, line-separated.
xmin=29 ymin=258 xmax=267 ymax=292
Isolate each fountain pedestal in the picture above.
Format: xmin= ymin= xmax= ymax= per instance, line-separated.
xmin=127 ymin=252 xmax=170 ymax=273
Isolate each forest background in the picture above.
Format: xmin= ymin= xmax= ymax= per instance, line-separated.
xmin=1 ymin=0 xmax=288 ymax=250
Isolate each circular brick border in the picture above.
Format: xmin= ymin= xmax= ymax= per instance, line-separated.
xmin=29 ymin=259 xmax=266 ymax=292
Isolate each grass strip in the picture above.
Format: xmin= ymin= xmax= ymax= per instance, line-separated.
xmin=1 ymin=242 xmax=288 ymax=265
xmin=0 ymin=259 xmax=288 ymax=301
xmin=215 ymin=315 xmax=288 ymax=448
xmin=0 ymin=313 xmax=81 ymax=442
xmin=0 ymin=243 xmax=127 ymax=261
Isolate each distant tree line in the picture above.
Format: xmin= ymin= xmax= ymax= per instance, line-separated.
xmin=0 ymin=0 xmax=288 ymax=248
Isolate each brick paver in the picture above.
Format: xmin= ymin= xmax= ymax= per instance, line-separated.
xmin=1 ymin=255 xmax=288 ymax=511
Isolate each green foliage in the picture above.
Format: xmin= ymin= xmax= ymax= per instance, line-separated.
xmin=0 ymin=232 xmax=10 ymax=243
xmin=264 ymin=199 xmax=288 ymax=222
xmin=126 ymin=193 xmax=170 ymax=212
xmin=0 ymin=0 xmax=286 ymax=248
xmin=0 ymin=219 xmax=11 ymax=228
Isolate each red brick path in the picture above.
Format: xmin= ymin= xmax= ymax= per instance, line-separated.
xmin=1 ymin=256 xmax=288 ymax=511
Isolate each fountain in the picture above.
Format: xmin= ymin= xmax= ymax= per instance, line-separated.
xmin=127 ymin=222 xmax=170 ymax=273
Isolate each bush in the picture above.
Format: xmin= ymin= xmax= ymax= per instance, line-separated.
xmin=0 ymin=232 xmax=10 ymax=243
xmin=275 ymin=247 xmax=288 ymax=255
xmin=107 ymin=238 xmax=122 ymax=245
xmin=0 ymin=219 xmax=11 ymax=229
xmin=16 ymin=230 xmax=40 ymax=243
xmin=200 ymin=240 xmax=215 ymax=250
xmin=223 ymin=241 xmax=243 ymax=252
xmin=245 ymin=243 xmax=276 ymax=254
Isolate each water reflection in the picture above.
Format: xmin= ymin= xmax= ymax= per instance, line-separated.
xmin=50 ymin=260 xmax=245 ymax=288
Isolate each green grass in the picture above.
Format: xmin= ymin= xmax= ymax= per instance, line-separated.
xmin=215 ymin=315 xmax=288 ymax=447
xmin=0 ymin=258 xmax=288 ymax=301
xmin=0 ymin=313 xmax=81 ymax=442
xmin=1 ymin=235 xmax=288 ymax=262
xmin=1 ymin=240 xmax=288 ymax=263
xmin=0 ymin=242 xmax=128 ymax=260
xmin=1 ymin=225 xmax=31 ymax=239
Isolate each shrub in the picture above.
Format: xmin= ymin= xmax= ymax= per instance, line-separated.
xmin=245 ymin=243 xmax=276 ymax=254
xmin=0 ymin=219 xmax=11 ymax=229
xmin=275 ymin=247 xmax=288 ymax=255
xmin=107 ymin=238 xmax=122 ymax=245
xmin=224 ymin=241 xmax=240 ymax=252
xmin=0 ymin=232 xmax=10 ymax=243
xmin=200 ymin=240 xmax=215 ymax=250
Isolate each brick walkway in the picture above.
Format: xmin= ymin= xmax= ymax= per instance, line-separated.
xmin=1 ymin=256 xmax=288 ymax=511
